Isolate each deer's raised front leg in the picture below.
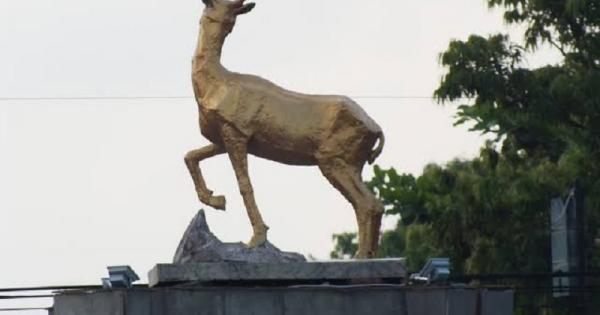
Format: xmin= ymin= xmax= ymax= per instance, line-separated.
xmin=220 ymin=125 xmax=269 ymax=248
xmin=184 ymin=143 xmax=227 ymax=210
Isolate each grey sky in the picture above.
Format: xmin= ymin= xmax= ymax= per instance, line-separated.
xmin=0 ymin=0 xmax=560 ymax=311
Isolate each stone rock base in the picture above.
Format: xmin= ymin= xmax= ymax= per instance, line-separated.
xmin=173 ymin=209 xmax=306 ymax=264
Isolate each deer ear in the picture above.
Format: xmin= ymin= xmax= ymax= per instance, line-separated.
xmin=235 ymin=2 xmax=255 ymax=15
xmin=202 ymin=0 xmax=213 ymax=7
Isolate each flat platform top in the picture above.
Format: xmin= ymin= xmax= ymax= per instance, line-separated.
xmin=148 ymin=258 xmax=406 ymax=288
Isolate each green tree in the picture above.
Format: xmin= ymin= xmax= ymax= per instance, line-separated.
xmin=331 ymin=1 xmax=600 ymax=313
xmin=330 ymin=232 xmax=358 ymax=260
xmin=435 ymin=0 xmax=600 ymax=160
xmin=432 ymin=0 xmax=600 ymax=273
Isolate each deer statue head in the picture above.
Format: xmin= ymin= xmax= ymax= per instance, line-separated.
xmin=201 ymin=0 xmax=256 ymax=35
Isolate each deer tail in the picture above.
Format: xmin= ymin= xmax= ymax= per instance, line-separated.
xmin=367 ymin=131 xmax=385 ymax=165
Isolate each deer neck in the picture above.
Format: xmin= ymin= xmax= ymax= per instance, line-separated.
xmin=192 ymin=16 xmax=229 ymax=99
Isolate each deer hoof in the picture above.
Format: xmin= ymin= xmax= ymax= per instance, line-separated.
xmin=209 ymin=195 xmax=226 ymax=210
xmin=245 ymin=230 xmax=267 ymax=249
xmin=353 ymin=250 xmax=369 ymax=260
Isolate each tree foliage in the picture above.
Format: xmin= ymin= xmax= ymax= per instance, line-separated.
xmin=330 ymin=232 xmax=358 ymax=260
xmin=331 ymin=0 xmax=600 ymax=281
xmin=428 ymin=0 xmax=600 ymax=275
xmin=435 ymin=0 xmax=600 ymax=162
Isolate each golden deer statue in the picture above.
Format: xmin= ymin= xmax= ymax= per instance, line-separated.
xmin=184 ymin=0 xmax=386 ymax=259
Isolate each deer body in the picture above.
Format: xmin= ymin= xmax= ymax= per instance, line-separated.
xmin=198 ymin=74 xmax=382 ymax=165
xmin=185 ymin=0 xmax=385 ymax=258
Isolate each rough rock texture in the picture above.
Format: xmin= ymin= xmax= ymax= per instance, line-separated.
xmin=173 ymin=209 xmax=306 ymax=263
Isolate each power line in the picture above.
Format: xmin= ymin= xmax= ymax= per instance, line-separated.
xmin=0 ymin=95 xmax=470 ymax=102
xmin=0 ymin=96 xmax=191 ymax=101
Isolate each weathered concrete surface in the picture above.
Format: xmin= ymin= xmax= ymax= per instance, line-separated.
xmin=52 ymin=291 xmax=124 ymax=315
xmin=173 ymin=209 xmax=306 ymax=264
xmin=481 ymin=289 xmax=515 ymax=315
xmin=148 ymin=258 xmax=406 ymax=287
xmin=51 ymin=286 xmax=515 ymax=315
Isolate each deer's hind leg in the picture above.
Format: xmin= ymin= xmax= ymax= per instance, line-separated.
xmin=184 ymin=143 xmax=227 ymax=210
xmin=357 ymin=171 xmax=384 ymax=256
xmin=220 ymin=124 xmax=270 ymax=248
xmin=317 ymin=156 xmax=382 ymax=259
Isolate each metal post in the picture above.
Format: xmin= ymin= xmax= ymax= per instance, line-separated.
xmin=573 ymin=179 xmax=587 ymax=310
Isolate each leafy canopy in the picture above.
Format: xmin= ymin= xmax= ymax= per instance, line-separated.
xmin=331 ymin=0 xmax=600 ymax=280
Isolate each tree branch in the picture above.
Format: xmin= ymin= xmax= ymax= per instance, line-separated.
xmin=548 ymin=37 xmax=568 ymax=58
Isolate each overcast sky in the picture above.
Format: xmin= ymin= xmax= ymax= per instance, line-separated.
xmin=0 ymin=0 xmax=560 ymax=312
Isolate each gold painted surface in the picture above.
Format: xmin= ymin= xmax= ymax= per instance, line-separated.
xmin=184 ymin=0 xmax=386 ymax=259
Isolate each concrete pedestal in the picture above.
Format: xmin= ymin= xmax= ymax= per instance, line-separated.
xmin=50 ymin=259 xmax=514 ymax=315
xmin=148 ymin=258 xmax=407 ymax=287
xmin=51 ymin=285 xmax=514 ymax=315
